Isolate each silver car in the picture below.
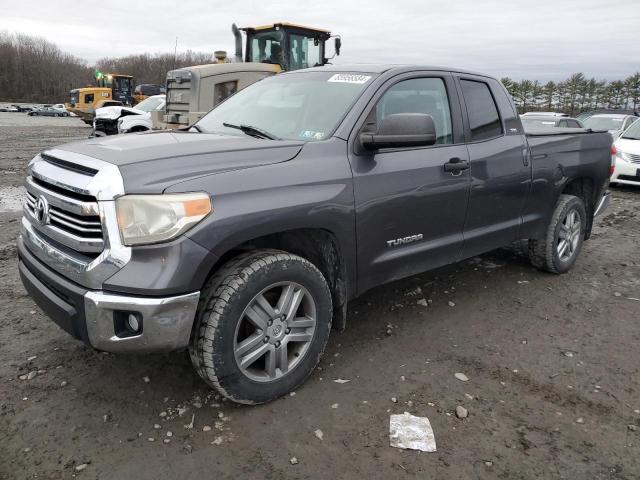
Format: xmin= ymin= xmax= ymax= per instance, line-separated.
xmin=583 ymin=114 xmax=638 ymax=137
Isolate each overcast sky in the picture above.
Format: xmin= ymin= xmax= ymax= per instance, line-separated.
xmin=1 ymin=0 xmax=638 ymax=80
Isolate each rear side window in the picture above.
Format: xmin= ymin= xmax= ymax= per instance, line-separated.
xmin=460 ymin=80 xmax=503 ymax=141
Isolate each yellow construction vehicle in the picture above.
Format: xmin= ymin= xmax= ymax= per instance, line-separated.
xmin=156 ymin=22 xmax=341 ymax=129
xmin=66 ymin=72 xmax=134 ymax=125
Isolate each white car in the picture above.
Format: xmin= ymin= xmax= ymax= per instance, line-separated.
xmin=93 ymin=94 xmax=165 ymax=136
xmin=611 ymin=120 xmax=640 ymax=186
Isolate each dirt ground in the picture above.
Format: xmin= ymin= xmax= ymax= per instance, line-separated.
xmin=0 ymin=113 xmax=639 ymax=480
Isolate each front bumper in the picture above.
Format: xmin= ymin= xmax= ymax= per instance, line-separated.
xmin=18 ymin=236 xmax=200 ymax=353
xmin=611 ymin=160 xmax=640 ymax=185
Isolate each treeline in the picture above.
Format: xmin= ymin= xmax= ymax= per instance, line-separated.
xmin=502 ymin=73 xmax=640 ymax=116
xmin=3 ymin=31 xmax=640 ymax=112
xmin=0 ymin=31 xmax=93 ymax=103
xmin=0 ymin=32 xmax=214 ymax=103
xmin=95 ymin=51 xmax=215 ymax=86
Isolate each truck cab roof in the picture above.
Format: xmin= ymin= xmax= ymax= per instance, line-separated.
xmin=281 ymin=64 xmax=492 ymax=78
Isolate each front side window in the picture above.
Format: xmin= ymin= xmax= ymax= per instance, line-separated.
xmin=84 ymin=93 xmax=94 ymax=103
xmin=460 ymin=80 xmax=503 ymax=141
xmin=197 ymin=71 xmax=376 ymax=141
xmin=288 ymin=34 xmax=321 ymax=70
xmin=375 ymin=77 xmax=453 ymax=144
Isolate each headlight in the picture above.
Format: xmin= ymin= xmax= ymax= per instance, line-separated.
xmin=116 ymin=193 xmax=211 ymax=246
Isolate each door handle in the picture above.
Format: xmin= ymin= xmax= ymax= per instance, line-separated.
xmin=444 ymin=157 xmax=470 ymax=173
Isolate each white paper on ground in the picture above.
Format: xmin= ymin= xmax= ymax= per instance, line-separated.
xmin=389 ymin=412 xmax=437 ymax=452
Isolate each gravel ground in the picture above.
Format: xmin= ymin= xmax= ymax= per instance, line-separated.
xmin=0 ymin=113 xmax=639 ymax=480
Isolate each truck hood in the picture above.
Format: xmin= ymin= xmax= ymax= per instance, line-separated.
xmin=57 ymin=131 xmax=304 ymax=193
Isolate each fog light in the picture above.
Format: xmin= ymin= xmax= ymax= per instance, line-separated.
xmin=127 ymin=313 xmax=140 ymax=332
xmin=114 ymin=311 xmax=143 ymax=338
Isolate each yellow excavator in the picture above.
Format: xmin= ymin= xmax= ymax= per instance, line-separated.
xmin=155 ymin=22 xmax=341 ymax=129
xmin=66 ymin=72 xmax=134 ymax=125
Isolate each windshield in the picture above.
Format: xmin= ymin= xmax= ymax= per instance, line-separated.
xmin=196 ymin=71 xmax=376 ymax=141
xmin=621 ymin=119 xmax=640 ymax=140
xmin=521 ymin=118 xmax=557 ymax=128
xmin=583 ymin=116 xmax=625 ymax=131
xmin=135 ymin=95 xmax=164 ymax=112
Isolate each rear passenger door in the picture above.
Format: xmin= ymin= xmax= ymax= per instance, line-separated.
xmin=456 ymin=76 xmax=531 ymax=258
xmin=348 ymin=72 xmax=471 ymax=293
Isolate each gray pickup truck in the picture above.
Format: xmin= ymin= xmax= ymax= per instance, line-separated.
xmin=18 ymin=65 xmax=611 ymax=404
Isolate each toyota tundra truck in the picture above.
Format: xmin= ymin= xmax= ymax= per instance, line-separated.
xmin=18 ymin=65 xmax=612 ymax=404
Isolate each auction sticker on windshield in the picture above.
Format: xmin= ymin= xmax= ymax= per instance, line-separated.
xmin=328 ymin=74 xmax=372 ymax=84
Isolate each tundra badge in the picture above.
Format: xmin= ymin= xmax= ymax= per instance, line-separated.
xmin=387 ymin=234 xmax=423 ymax=247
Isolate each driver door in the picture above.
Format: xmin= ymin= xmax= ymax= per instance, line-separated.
xmin=348 ymin=73 xmax=471 ymax=294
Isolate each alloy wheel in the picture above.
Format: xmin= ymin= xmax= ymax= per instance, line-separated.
xmin=557 ymin=208 xmax=581 ymax=262
xmin=234 ymin=282 xmax=317 ymax=382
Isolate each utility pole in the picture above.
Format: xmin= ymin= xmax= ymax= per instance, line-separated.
xmin=173 ymin=36 xmax=178 ymax=70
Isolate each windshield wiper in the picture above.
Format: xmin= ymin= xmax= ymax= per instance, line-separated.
xmin=222 ymin=122 xmax=280 ymax=140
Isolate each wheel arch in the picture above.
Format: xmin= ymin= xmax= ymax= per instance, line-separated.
xmin=201 ymin=227 xmax=350 ymax=330
xmin=559 ymin=176 xmax=595 ymax=239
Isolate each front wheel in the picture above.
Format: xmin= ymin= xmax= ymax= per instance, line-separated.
xmin=189 ymin=250 xmax=333 ymax=404
xmin=529 ymin=194 xmax=586 ymax=274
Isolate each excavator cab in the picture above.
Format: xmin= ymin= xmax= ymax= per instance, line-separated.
xmin=241 ymin=23 xmax=338 ymax=71
xmin=157 ymin=22 xmax=341 ymax=129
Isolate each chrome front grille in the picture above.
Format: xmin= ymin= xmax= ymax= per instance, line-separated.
xmin=23 ymin=156 xmax=105 ymax=255
xmin=25 ymin=190 xmax=103 ymax=249
xmin=20 ymin=149 xmax=130 ymax=289
xmin=621 ymin=152 xmax=640 ymax=164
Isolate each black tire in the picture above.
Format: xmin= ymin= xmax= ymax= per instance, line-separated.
xmin=528 ymin=194 xmax=587 ymax=274
xmin=189 ymin=250 xmax=333 ymax=404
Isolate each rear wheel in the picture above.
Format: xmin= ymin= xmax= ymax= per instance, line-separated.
xmin=529 ymin=194 xmax=586 ymax=273
xmin=189 ymin=250 xmax=332 ymax=404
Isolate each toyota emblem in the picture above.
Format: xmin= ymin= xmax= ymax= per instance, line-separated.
xmin=34 ymin=196 xmax=49 ymax=226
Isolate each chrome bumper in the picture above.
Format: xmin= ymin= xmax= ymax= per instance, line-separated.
xmin=594 ymin=191 xmax=610 ymax=217
xmin=84 ymin=290 xmax=200 ymax=353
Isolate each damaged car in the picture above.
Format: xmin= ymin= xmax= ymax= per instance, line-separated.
xmin=92 ymin=94 xmax=165 ymax=136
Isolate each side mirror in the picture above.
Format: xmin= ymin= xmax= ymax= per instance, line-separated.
xmin=360 ymin=113 xmax=437 ymax=150
xmin=334 ymin=37 xmax=341 ymax=56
